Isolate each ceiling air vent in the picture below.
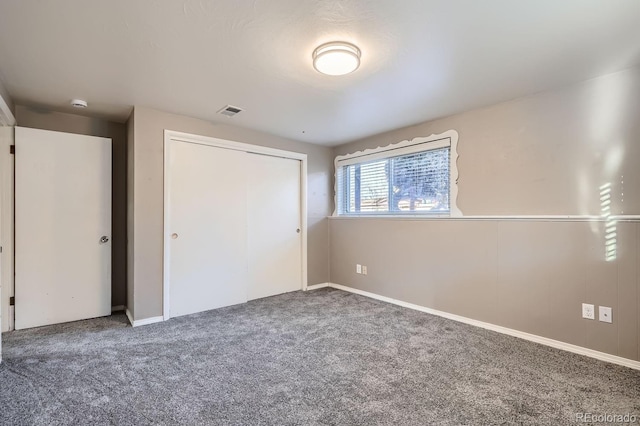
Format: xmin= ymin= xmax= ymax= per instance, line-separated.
xmin=217 ymin=105 xmax=243 ymax=117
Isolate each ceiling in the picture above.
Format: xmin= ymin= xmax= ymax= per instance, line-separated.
xmin=0 ymin=0 xmax=639 ymax=146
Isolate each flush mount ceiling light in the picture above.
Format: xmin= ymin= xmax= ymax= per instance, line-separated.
xmin=70 ymin=99 xmax=88 ymax=108
xmin=312 ymin=41 xmax=361 ymax=76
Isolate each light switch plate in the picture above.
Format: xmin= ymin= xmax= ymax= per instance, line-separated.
xmin=356 ymin=264 xmax=362 ymax=274
xmin=599 ymin=306 xmax=612 ymax=323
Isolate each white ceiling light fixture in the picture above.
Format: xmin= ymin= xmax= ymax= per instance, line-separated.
xmin=312 ymin=41 xmax=361 ymax=76
xmin=70 ymin=99 xmax=88 ymax=108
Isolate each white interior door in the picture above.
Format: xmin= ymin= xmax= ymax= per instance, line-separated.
xmin=247 ymin=154 xmax=302 ymax=300
xmin=167 ymin=141 xmax=248 ymax=318
xmin=15 ymin=127 xmax=111 ymax=330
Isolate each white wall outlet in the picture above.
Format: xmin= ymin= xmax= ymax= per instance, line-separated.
xmin=599 ymin=306 xmax=612 ymax=323
xmin=362 ymin=265 xmax=367 ymax=275
xmin=356 ymin=264 xmax=362 ymax=274
xmin=582 ymin=303 xmax=595 ymax=320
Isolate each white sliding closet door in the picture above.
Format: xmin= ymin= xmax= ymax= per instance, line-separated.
xmin=247 ymin=154 xmax=302 ymax=300
xmin=167 ymin=141 xmax=248 ymax=318
xmin=15 ymin=127 xmax=111 ymax=330
xmin=166 ymin=135 xmax=304 ymax=319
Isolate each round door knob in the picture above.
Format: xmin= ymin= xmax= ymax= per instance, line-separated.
xmin=171 ymin=233 xmax=179 ymax=239
xmin=100 ymin=236 xmax=109 ymax=244
xmin=296 ymin=228 xmax=301 ymax=233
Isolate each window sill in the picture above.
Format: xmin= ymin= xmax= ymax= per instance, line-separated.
xmin=329 ymin=215 xmax=640 ymax=222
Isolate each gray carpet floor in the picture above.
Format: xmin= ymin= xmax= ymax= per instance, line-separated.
xmin=1 ymin=288 xmax=639 ymax=425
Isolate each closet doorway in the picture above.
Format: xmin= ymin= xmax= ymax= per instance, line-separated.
xmin=163 ymin=131 xmax=307 ymax=319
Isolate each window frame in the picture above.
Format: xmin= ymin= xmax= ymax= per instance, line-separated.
xmin=333 ymin=129 xmax=461 ymax=217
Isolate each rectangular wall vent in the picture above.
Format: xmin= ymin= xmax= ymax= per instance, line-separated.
xmin=217 ymin=105 xmax=244 ymax=117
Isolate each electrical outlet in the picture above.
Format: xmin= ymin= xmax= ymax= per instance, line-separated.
xmin=599 ymin=306 xmax=612 ymax=323
xmin=582 ymin=303 xmax=595 ymax=320
xmin=362 ymin=265 xmax=367 ymax=275
xmin=356 ymin=264 xmax=362 ymax=274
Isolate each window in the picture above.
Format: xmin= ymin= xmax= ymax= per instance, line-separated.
xmin=334 ymin=130 xmax=460 ymax=216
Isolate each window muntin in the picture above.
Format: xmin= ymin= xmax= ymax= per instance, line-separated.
xmin=334 ymin=131 xmax=460 ymax=216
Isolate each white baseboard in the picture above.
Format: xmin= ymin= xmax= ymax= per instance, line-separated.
xmin=125 ymin=309 xmax=134 ymax=326
xmin=111 ymin=305 xmax=125 ymax=313
xmin=125 ymin=308 xmax=164 ymax=328
xmin=328 ymin=283 xmax=640 ymax=371
xmin=305 ymin=283 xmax=330 ymax=291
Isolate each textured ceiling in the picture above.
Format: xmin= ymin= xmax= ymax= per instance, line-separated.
xmin=0 ymin=0 xmax=639 ymax=146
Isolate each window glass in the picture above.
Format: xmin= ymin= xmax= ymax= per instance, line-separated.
xmin=335 ymin=132 xmax=460 ymax=216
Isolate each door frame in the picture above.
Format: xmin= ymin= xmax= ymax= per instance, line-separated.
xmin=0 ymin=126 xmax=14 ymax=335
xmin=162 ymin=130 xmax=308 ymax=321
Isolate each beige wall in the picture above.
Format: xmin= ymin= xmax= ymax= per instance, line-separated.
xmin=330 ymin=67 xmax=640 ymax=362
xmin=15 ymin=105 xmax=128 ymax=308
xmin=334 ymin=67 xmax=640 ymax=216
xmin=129 ymin=106 xmax=333 ymax=320
xmin=330 ymin=218 xmax=639 ymax=361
